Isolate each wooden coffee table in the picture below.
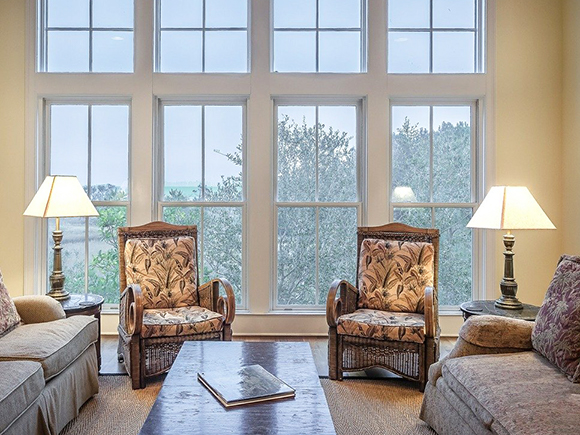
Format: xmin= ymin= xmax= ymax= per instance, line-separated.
xmin=139 ymin=341 xmax=336 ymax=434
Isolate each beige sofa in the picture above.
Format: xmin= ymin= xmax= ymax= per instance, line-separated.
xmin=0 ymin=296 xmax=99 ymax=435
xmin=420 ymin=315 xmax=580 ymax=435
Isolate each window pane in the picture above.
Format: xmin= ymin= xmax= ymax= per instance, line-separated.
xmin=88 ymin=207 xmax=127 ymax=304
xmin=163 ymin=206 xmax=201 ymax=227
xmin=388 ymin=0 xmax=430 ymax=29
xmin=318 ymin=106 xmax=357 ymax=202
xmin=388 ymin=32 xmax=430 ymax=73
xmin=277 ymin=207 xmax=316 ymax=305
xmin=277 ymin=106 xmax=316 ymax=202
xmin=160 ymin=31 xmax=202 ymax=72
xmin=273 ymin=0 xmax=316 ymax=28
xmin=273 ymin=31 xmax=316 ymax=72
xmin=160 ymin=0 xmax=203 ymax=28
xmin=47 ymin=0 xmax=89 ymax=27
xmin=319 ymin=31 xmax=361 ymax=73
xmin=47 ymin=31 xmax=89 ymax=72
xmin=391 ymin=106 xmax=430 ymax=202
xmin=433 ymin=0 xmax=476 ymax=29
xmin=205 ymin=31 xmax=248 ymax=73
xmin=47 ymin=217 xmax=86 ymax=294
xmin=319 ymin=0 xmax=361 ymax=28
xmin=92 ymin=31 xmax=134 ymax=73
xmin=435 ymin=207 xmax=472 ymax=306
xmin=433 ymin=32 xmax=475 ymax=73
xmin=318 ymin=207 xmax=357 ymax=304
xmin=205 ymin=0 xmax=247 ymax=28
xmin=91 ymin=106 xmax=129 ymax=201
xmin=204 ymin=106 xmax=243 ymax=201
xmin=164 ymin=106 xmax=203 ymax=201
xmin=93 ymin=0 xmax=134 ymax=28
xmin=50 ymin=105 xmax=89 ymax=187
xmin=433 ymin=106 xmax=471 ymax=203
xmin=203 ymin=207 xmax=243 ymax=304
xmin=393 ymin=207 xmax=432 ymax=228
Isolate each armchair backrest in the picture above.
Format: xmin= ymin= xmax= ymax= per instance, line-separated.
xmin=356 ymin=223 xmax=439 ymax=314
xmin=118 ymin=221 xmax=200 ymax=310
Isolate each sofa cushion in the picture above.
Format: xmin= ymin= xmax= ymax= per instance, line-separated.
xmin=125 ymin=236 xmax=199 ymax=309
xmin=441 ymin=352 xmax=580 ymax=435
xmin=0 ymin=316 xmax=98 ymax=381
xmin=532 ymin=254 xmax=580 ymax=382
xmin=0 ymin=270 xmax=21 ymax=336
xmin=142 ymin=306 xmax=224 ymax=338
xmin=337 ymin=309 xmax=425 ymax=343
xmin=357 ymin=238 xmax=434 ymax=313
xmin=0 ymin=361 xmax=44 ymax=434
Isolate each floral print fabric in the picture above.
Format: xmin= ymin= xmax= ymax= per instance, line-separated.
xmin=142 ymin=306 xmax=224 ymax=338
xmin=532 ymin=255 xmax=580 ymax=382
xmin=337 ymin=309 xmax=425 ymax=343
xmin=0 ymin=270 xmax=21 ymax=336
xmin=357 ymin=238 xmax=434 ymax=313
xmin=125 ymin=236 xmax=199 ymax=310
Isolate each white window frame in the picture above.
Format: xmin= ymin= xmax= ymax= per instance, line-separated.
xmin=389 ymin=99 xmax=483 ymax=308
xmin=155 ymin=97 xmax=248 ymax=309
xmin=272 ymin=97 xmax=366 ymax=311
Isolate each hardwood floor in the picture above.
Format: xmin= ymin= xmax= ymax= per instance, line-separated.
xmin=100 ymin=335 xmax=457 ymax=377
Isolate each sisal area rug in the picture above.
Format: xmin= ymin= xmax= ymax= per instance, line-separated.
xmin=61 ymin=376 xmax=435 ymax=435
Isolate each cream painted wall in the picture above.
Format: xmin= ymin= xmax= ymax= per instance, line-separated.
xmin=562 ymin=0 xmax=580 ymax=255
xmin=0 ymin=0 xmax=26 ymax=297
xmin=494 ymin=0 xmax=563 ymax=306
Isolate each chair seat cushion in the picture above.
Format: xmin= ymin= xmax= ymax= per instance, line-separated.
xmin=0 ymin=361 xmax=44 ymax=434
xmin=142 ymin=306 xmax=224 ymax=338
xmin=336 ymin=309 xmax=425 ymax=343
xmin=441 ymin=352 xmax=580 ymax=435
xmin=0 ymin=316 xmax=98 ymax=381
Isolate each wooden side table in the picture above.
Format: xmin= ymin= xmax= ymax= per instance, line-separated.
xmin=60 ymin=293 xmax=105 ymax=371
xmin=460 ymin=300 xmax=540 ymax=322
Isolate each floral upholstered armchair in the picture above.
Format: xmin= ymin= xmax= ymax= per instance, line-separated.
xmin=326 ymin=223 xmax=440 ymax=391
xmin=117 ymin=221 xmax=235 ymax=389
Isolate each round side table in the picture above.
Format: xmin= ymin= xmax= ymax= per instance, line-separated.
xmin=459 ymin=300 xmax=540 ymax=322
xmin=60 ymin=293 xmax=105 ymax=371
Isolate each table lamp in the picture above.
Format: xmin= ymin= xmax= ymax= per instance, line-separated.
xmin=467 ymin=186 xmax=555 ymax=309
xmin=24 ymin=175 xmax=99 ymax=300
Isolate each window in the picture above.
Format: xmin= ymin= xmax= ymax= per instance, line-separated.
xmin=46 ymin=102 xmax=130 ymax=306
xmin=272 ymin=0 xmax=366 ymax=72
xmin=387 ymin=0 xmax=484 ymax=73
xmin=390 ymin=103 xmax=477 ymax=306
xmin=39 ymin=0 xmax=134 ymax=72
xmin=275 ymin=102 xmax=361 ymax=307
xmin=156 ymin=0 xmax=249 ymax=72
xmin=159 ymin=102 xmax=245 ymax=305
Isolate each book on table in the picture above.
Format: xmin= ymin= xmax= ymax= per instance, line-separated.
xmin=197 ymin=364 xmax=295 ymax=408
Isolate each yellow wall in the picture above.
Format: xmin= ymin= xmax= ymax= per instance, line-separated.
xmin=0 ymin=0 xmax=26 ymax=297
xmin=562 ymin=0 xmax=580 ymax=255
xmin=495 ymin=0 xmax=563 ymax=305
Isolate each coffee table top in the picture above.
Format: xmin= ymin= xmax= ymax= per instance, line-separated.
xmin=139 ymin=341 xmax=336 ymax=435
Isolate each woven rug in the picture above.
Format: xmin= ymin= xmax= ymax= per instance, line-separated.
xmin=61 ymin=376 xmax=435 ymax=435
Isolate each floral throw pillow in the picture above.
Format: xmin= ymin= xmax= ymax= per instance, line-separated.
xmin=357 ymin=238 xmax=434 ymax=313
xmin=0 ymin=269 xmax=21 ymax=336
xmin=532 ymin=255 xmax=580 ymax=382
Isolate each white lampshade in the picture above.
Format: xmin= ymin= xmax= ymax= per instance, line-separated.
xmin=24 ymin=175 xmax=99 ymax=218
xmin=467 ymin=186 xmax=555 ymax=230
xmin=392 ymin=186 xmax=417 ymax=203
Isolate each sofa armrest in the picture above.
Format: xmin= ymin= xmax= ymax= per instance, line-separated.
xmin=12 ymin=295 xmax=66 ymax=324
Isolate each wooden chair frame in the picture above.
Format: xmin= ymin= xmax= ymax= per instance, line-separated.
xmin=117 ymin=221 xmax=235 ymax=389
xmin=326 ymin=222 xmax=440 ymax=391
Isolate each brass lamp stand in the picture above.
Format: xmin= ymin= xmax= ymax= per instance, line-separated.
xmin=48 ymin=217 xmax=69 ymax=300
xmin=496 ymin=231 xmax=522 ymax=309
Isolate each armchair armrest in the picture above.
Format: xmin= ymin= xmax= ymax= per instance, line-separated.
xmin=198 ymin=278 xmax=236 ymax=325
xmin=424 ymin=286 xmax=436 ymax=338
xmin=326 ymin=279 xmax=358 ymax=327
xmin=13 ymin=296 xmax=65 ymax=324
xmin=119 ymin=284 xmax=143 ymax=336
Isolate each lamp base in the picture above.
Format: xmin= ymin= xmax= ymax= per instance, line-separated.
xmin=46 ymin=289 xmax=70 ymax=301
xmin=494 ymin=295 xmax=523 ymax=310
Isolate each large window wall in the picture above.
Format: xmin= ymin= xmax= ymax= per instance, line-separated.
xmin=27 ymin=0 xmax=495 ymax=332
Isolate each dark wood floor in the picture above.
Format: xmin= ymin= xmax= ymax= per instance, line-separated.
xmin=101 ymin=335 xmax=456 ymax=377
